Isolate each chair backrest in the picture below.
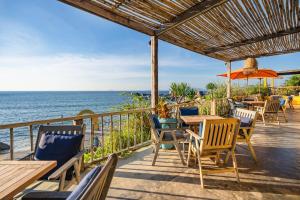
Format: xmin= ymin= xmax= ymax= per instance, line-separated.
xmin=227 ymin=98 xmax=236 ymax=110
xmin=67 ymin=153 xmax=118 ymax=200
xmin=233 ymin=108 xmax=258 ymax=128
xmin=148 ymin=114 xmax=161 ymax=142
xmin=264 ymin=100 xmax=280 ymax=113
xmin=179 ymin=107 xmax=199 ymax=116
xmin=35 ymin=125 xmax=86 ymax=153
xmin=200 ymin=118 xmax=239 ymax=152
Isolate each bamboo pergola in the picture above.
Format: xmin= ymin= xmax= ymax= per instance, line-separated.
xmin=59 ymin=0 xmax=300 ymax=104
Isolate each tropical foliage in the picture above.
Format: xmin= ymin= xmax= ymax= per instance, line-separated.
xmin=285 ymin=75 xmax=300 ymax=86
xmin=170 ymin=82 xmax=197 ymax=103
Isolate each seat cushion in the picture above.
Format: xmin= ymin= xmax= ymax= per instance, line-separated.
xmin=67 ymin=166 xmax=102 ymax=200
xmin=34 ymin=133 xmax=83 ymax=180
xmin=152 ymin=115 xmax=161 ymax=129
xmin=279 ymin=98 xmax=286 ymax=107
xmin=240 ymin=117 xmax=253 ymax=128
xmin=162 ymin=131 xmax=185 ymax=141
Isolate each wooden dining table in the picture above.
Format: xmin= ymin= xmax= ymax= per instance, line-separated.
xmin=180 ymin=115 xmax=224 ymax=126
xmin=242 ymin=101 xmax=265 ymax=110
xmin=0 ymin=160 xmax=57 ymax=199
xmin=242 ymin=100 xmax=265 ymax=106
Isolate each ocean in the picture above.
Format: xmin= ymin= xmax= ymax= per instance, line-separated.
xmin=0 ymin=91 xmax=130 ymax=152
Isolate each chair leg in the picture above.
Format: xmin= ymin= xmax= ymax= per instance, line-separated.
xmin=231 ymin=151 xmax=240 ymax=183
xmin=283 ymin=110 xmax=288 ymax=122
xmin=174 ymin=143 xmax=185 ymax=166
xmin=74 ymin=161 xmax=81 ymax=183
xmin=261 ymin=114 xmax=266 ymax=126
xmin=58 ymin=171 xmax=67 ymax=191
xmin=215 ymin=152 xmax=221 ymax=165
xmin=187 ymin=141 xmax=192 ymax=167
xmin=196 ymin=151 xmax=204 ymax=189
xmin=224 ymin=151 xmax=230 ymax=164
xmin=152 ymin=143 xmax=160 ymax=166
xmin=247 ymin=141 xmax=257 ymax=163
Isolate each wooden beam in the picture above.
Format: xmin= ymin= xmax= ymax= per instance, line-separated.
xmin=151 ymin=36 xmax=158 ymax=111
xmin=58 ymin=0 xmax=154 ymax=36
xmin=205 ymin=26 xmax=300 ymax=54
xmin=226 ymin=62 xmax=231 ymax=98
xmin=230 ymin=47 xmax=300 ymax=61
xmin=158 ymin=35 xmax=228 ymax=61
xmin=277 ymin=70 xmax=300 ymax=76
xmin=156 ymin=0 xmax=228 ymax=36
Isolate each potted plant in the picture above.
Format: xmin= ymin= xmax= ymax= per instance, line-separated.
xmin=157 ymin=98 xmax=177 ymax=149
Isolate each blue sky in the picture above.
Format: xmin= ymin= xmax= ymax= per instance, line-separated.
xmin=0 ymin=0 xmax=299 ymax=91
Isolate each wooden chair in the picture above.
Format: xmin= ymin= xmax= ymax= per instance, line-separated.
xmin=149 ymin=114 xmax=186 ymax=166
xmin=22 ymin=153 xmax=118 ymax=200
xmin=187 ymin=118 xmax=240 ymax=189
xmin=21 ymin=125 xmax=86 ymax=191
xmin=227 ymin=98 xmax=247 ymax=116
xmin=256 ymin=100 xmax=281 ymax=125
xmin=233 ymin=108 xmax=258 ymax=162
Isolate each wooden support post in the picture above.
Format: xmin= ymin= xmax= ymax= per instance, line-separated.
xmin=226 ymin=62 xmax=231 ymax=98
xmin=10 ymin=128 xmax=14 ymax=160
xmin=211 ymin=99 xmax=216 ymax=115
xmin=29 ymin=125 xmax=33 ymax=152
xmin=151 ymin=36 xmax=158 ymax=113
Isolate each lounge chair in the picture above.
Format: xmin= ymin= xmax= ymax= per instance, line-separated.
xmin=21 ymin=125 xmax=86 ymax=191
xmin=256 ymin=100 xmax=280 ymax=125
xmin=233 ymin=108 xmax=258 ymax=162
xmin=22 ymin=153 xmax=118 ymax=200
xmin=149 ymin=114 xmax=186 ymax=166
xmin=187 ymin=118 xmax=240 ymax=189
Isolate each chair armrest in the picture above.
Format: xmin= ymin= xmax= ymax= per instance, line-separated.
xmin=159 ymin=121 xmax=178 ymax=125
xmin=48 ymin=151 xmax=84 ymax=180
xmin=20 ymin=152 xmax=34 ymax=160
xmin=22 ymin=191 xmax=71 ymax=200
xmin=186 ymin=129 xmax=202 ymax=140
xmin=158 ymin=128 xmax=186 ymax=133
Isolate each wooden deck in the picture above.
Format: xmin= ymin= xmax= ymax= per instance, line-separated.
xmin=18 ymin=108 xmax=300 ymax=200
xmin=107 ymin=108 xmax=300 ymax=200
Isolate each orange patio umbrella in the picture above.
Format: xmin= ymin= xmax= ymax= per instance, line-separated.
xmin=218 ymin=68 xmax=278 ymax=80
xmin=218 ymin=68 xmax=278 ymax=94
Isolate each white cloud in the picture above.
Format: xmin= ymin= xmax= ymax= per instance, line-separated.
xmin=0 ymin=53 xmax=210 ymax=91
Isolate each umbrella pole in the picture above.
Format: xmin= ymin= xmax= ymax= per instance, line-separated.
xmin=259 ymin=78 xmax=261 ymax=94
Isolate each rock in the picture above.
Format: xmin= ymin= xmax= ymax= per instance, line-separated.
xmin=0 ymin=142 xmax=10 ymax=151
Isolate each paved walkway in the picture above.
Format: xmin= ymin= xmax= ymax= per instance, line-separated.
xmin=108 ymin=108 xmax=300 ymax=200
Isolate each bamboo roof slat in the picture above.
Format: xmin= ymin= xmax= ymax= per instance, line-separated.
xmin=59 ymin=0 xmax=300 ymax=61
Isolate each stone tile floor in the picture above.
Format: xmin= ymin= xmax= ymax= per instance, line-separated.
xmin=107 ymin=108 xmax=300 ymax=200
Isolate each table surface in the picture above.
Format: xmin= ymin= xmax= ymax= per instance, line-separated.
xmin=180 ymin=115 xmax=224 ymax=125
xmin=0 ymin=160 xmax=57 ymax=199
xmin=242 ymin=101 xmax=265 ymax=105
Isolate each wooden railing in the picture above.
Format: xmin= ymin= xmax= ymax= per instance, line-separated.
xmin=0 ymin=108 xmax=154 ymax=164
xmin=0 ymin=99 xmax=229 ymax=164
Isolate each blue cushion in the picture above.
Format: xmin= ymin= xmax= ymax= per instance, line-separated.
xmin=279 ymin=98 xmax=286 ymax=106
xmin=34 ymin=133 xmax=83 ymax=180
xmin=198 ymin=122 xmax=203 ymax=138
xmin=180 ymin=107 xmax=199 ymax=116
xmin=159 ymin=118 xmax=177 ymax=129
xmin=152 ymin=115 xmax=161 ymax=129
xmin=67 ymin=166 xmax=102 ymax=200
xmin=240 ymin=117 xmax=252 ymax=127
